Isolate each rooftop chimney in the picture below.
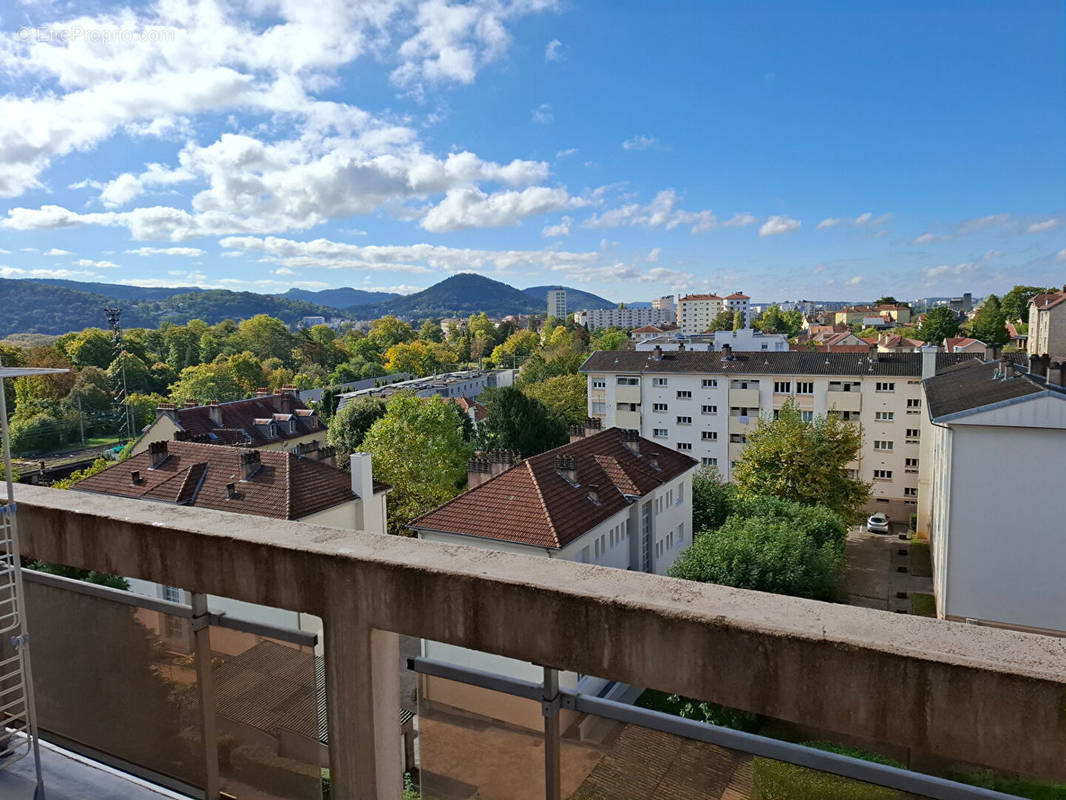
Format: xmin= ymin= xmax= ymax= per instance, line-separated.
xmin=208 ymin=400 xmax=222 ymax=426
xmin=148 ymin=440 xmax=169 ymax=468
xmin=622 ymin=428 xmax=641 ymax=455
xmin=255 ymin=387 xmax=270 ymax=397
xmin=1028 ymin=353 xmax=1050 ymax=378
xmin=920 ymin=345 xmax=939 ymax=380
xmin=555 ymin=454 xmax=578 ymax=484
xmin=183 ymin=398 xmax=197 ymax=408
xmin=721 ymin=343 xmax=733 ymax=360
xmin=155 ymin=402 xmax=176 ymax=419
xmin=652 ymin=345 xmax=663 ymax=361
xmin=868 ymin=344 xmax=879 ymax=363
xmin=1048 ymin=360 xmax=1066 ymax=389
xmin=677 ymin=341 xmax=686 ymax=352
xmin=568 ymin=423 xmax=586 ymax=442
xmin=586 ymin=484 xmax=600 ymax=504
xmin=274 ymin=387 xmax=296 ymax=414
xmin=467 ymin=455 xmax=492 ymax=488
xmin=130 ymin=470 xmax=142 ymax=485
xmin=998 ymin=354 xmax=1014 ymax=380
xmin=226 ymin=482 xmax=238 ymax=499
xmin=987 ymin=344 xmax=1002 ymax=362
xmin=238 ymin=450 xmax=261 ymax=481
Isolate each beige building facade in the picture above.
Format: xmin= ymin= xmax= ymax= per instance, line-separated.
xmin=1027 ymin=287 xmax=1066 ymax=358
xmin=676 ymin=294 xmax=724 ymax=334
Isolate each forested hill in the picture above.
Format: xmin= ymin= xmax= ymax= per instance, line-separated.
xmin=0 ymin=279 xmax=349 ymax=336
xmin=281 ymin=286 xmax=400 ymax=308
xmin=347 ymin=273 xmax=545 ymax=318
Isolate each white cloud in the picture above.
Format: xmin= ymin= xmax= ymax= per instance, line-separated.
xmin=854 ymin=212 xmax=891 ymax=226
xmin=555 ymin=148 xmax=578 ymax=159
xmin=647 ymin=247 xmax=661 ymax=263
xmin=758 ymin=215 xmax=801 ymax=237
xmin=541 ymin=216 xmax=572 ymax=238
xmin=73 ymin=258 xmax=119 ymax=268
xmin=544 ymin=39 xmax=563 ymax=61
xmin=554 ymin=263 xmax=693 ymax=286
xmin=531 ymin=103 xmax=554 ymax=125
xmin=0 ymin=266 xmax=24 ymax=277
xmin=1056 ymin=249 xmax=1066 ymax=262
xmin=913 ymin=212 xmax=1012 ymax=245
xmin=582 ymin=190 xmax=744 ymax=235
xmin=275 ymin=267 xmax=295 ymax=275
xmin=126 ymin=247 xmax=205 ymax=257
xmin=910 ymin=232 xmax=942 ymax=245
xmin=1026 ymin=218 xmax=1063 ymax=234
xmin=421 ymin=186 xmax=575 ymax=232
xmin=816 ymin=218 xmax=840 ymax=229
xmin=923 ymin=261 xmax=979 ymax=280
xmin=846 ymin=275 xmax=864 ymax=286
xmin=621 ymin=135 xmax=657 ymax=151
xmin=44 ymin=248 xmax=74 ymax=256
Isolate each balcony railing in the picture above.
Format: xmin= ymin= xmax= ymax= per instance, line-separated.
xmin=9 ymin=484 xmax=1066 ymax=799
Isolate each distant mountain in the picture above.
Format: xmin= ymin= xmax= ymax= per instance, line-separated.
xmin=0 ymin=279 xmax=352 ymax=336
xmin=522 ymin=285 xmax=615 ymax=311
xmin=281 ymin=286 xmax=400 ymax=308
xmin=349 ymin=273 xmax=543 ymax=319
xmin=19 ymin=278 xmax=204 ymax=302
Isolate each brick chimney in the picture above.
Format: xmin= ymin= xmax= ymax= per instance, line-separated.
xmin=208 ymin=400 xmax=222 ymax=426
xmin=155 ymin=402 xmax=176 ymax=419
xmin=568 ymin=424 xmax=586 ymax=442
xmin=622 ymin=428 xmax=641 ymax=455
xmin=148 ymin=440 xmax=169 ymax=468
xmin=239 ymin=450 xmax=261 ymax=481
xmin=274 ymin=387 xmax=298 ymax=414
xmin=554 ymin=454 xmax=577 ymax=484
xmin=467 ymin=455 xmax=492 ymax=488
xmin=255 ymin=387 xmax=271 ymax=397
xmin=721 ymin=343 xmax=733 ymax=360
xmin=652 ymin=345 xmax=663 ymax=360
xmin=183 ymin=398 xmax=197 ymax=408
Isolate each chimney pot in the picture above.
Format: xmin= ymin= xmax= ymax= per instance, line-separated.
xmin=1048 ymin=361 xmax=1066 ymax=389
xmin=1029 ymin=353 xmax=1050 ymax=378
xmin=652 ymin=345 xmax=663 ymax=360
xmin=226 ymin=482 xmax=238 ymax=499
xmin=130 ymin=470 xmax=141 ymax=485
xmin=207 ymin=399 xmax=223 ymax=426
xmin=184 ymin=398 xmax=197 ymax=408
xmin=239 ymin=450 xmax=261 ymax=481
xmin=148 ymin=440 xmax=169 ymax=468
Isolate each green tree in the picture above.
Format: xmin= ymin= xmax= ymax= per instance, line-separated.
xmin=489 ymin=329 xmax=541 ymax=366
xmin=970 ymin=294 xmax=1010 ymax=346
xmin=669 ymin=514 xmax=842 ymax=600
xmin=0 ymin=342 xmax=27 ymax=416
xmin=1000 ymin=285 xmax=1053 ymax=322
xmin=367 ymin=315 xmax=415 ymax=349
xmin=590 ymin=328 xmax=628 ymax=351
xmin=67 ymin=366 xmax=114 ymax=413
xmin=361 ymin=394 xmax=473 ymax=535
xmin=733 ymin=310 xmax=745 ymax=331
xmin=706 ymin=310 xmax=735 ymax=332
xmin=168 ymin=361 xmax=241 ymax=404
xmin=235 ymin=315 xmax=295 ymax=364
xmin=520 ymin=373 xmax=588 ymax=426
xmin=418 ymin=319 xmax=444 ymax=343
xmin=920 ymin=307 xmax=960 ymax=343
xmin=384 ymin=340 xmax=458 ymax=376
xmin=327 ymin=397 xmax=388 ymax=459
xmin=477 ymin=386 xmax=567 ymax=457
xmin=691 ymin=466 xmax=735 ymax=533
xmin=732 ymin=399 xmax=870 ymax=521
xmin=873 ymin=296 xmax=907 ymax=307
xmin=64 ymin=328 xmax=114 ymax=369
xmin=107 ymin=351 xmax=154 ymax=394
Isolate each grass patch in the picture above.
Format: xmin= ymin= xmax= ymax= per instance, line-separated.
xmin=753 ymin=742 xmax=906 ymax=800
xmin=910 ymin=592 xmax=936 ymax=617
xmin=909 ymin=540 xmax=932 ymax=577
xmin=948 ymin=768 xmax=1066 ymax=800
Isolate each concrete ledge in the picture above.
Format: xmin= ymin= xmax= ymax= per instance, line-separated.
xmin=14 ymin=484 xmax=1066 ymax=780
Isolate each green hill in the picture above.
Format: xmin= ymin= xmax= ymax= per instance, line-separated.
xmin=281 ymin=287 xmax=400 ymax=308
xmin=349 ymin=273 xmax=544 ymax=319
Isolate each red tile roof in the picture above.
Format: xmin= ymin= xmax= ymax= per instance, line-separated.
xmin=944 ymin=336 xmax=985 ymax=352
xmin=411 ymin=428 xmax=697 ymax=549
xmin=453 ymin=396 xmax=488 ymax=421
xmin=725 ymin=292 xmax=749 ymax=300
xmin=631 ymin=323 xmax=679 ymax=333
xmin=73 ymin=440 xmax=385 ymax=520
xmin=679 ymin=294 xmax=722 ymax=301
xmin=158 ymin=392 xmax=326 ymax=448
xmin=1031 ymin=290 xmax=1066 ymax=311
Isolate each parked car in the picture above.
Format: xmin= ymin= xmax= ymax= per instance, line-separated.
xmin=866 ymin=512 xmax=890 ymax=533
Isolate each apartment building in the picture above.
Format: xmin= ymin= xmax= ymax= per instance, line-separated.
xmin=581 ymin=347 xmax=980 ymax=521
xmin=574 ymin=305 xmax=675 ymax=331
xmin=834 ymin=304 xmax=912 ymax=327
xmin=652 ymin=294 xmax=676 ymax=315
xmin=676 ymin=294 xmax=724 ymax=334
xmin=725 ymin=292 xmax=751 ymax=326
xmin=336 ymin=368 xmax=514 ymax=410
xmin=1027 ymin=285 xmax=1066 ymax=358
xmin=917 ymin=354 xmax=1066 ymax=635
xmin=547 ymin=288 xmax=568 ymax=320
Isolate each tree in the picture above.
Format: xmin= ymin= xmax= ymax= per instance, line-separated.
xmin=920 ymin=307 xmax=960 ymax=343
xmin=873 ymin=297 xmax=907 ymax=307
xmin=384 ymin=340 xmax=458 ymax=376
xmin=669 ymin=515 xmax=841 ymax=601
xmin=706 ymin=310 xmax=735 ymax=332
xmin=418 ymin=319 xmax=444 ymax=343
xmin=521 ymin=374 xmax=588 ymax=426
xmin=1001 ymin=285 xmax=1053 ymax=322
xmin=67 ymin=366 xmax=114 ymax=413
xmin=490 ymin=329 xmax=541 ymax=366
xmin=360 ymin=394 xmax=473 ymax=535
xmin=367 ymin=316 xmax=415 ymax=349
xmin=168 ymin=361 xmax=241 ymax=404
xmin=327 ymin=397 xmax=388 ymax=459
xmin=589 ymin=328 xmax=628 ymax=351
xmin=732 ymin=399 xmax=870 ymax=521
xmin=970 ymin=294 xmax=1010 ymax=347
xmin=691 ymin=466 xmax=735 ymax=533
xmin=755 ymin=306 xmax=803 ymax=337
xmin=107 ymin=351 xmax=154 ymax=394
xmin=64 ymin=328 xmax=114 ymax=369
xmin=477 ymin=386 xmax=567 ymax=457
xmin=733 ymin=310 xmax=744 ymax=331
xmin=235 ymin=315 xmax=295 ymax=364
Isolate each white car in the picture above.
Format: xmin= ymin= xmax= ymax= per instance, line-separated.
xmin=866 ymin=513 xmax=890 ymax=533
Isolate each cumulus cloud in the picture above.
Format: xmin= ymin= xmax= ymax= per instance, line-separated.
xmin=126 ymin=247 xmax=205 ymax=257
xmin=1056 ymin=249 xmax=1066 ymax=262
xmin=531 ymin=103 xmax=554 ymax=125
xmin=816 ymin=218 xmax=840 ymax=229
xmin=582 ymin=190 xmax=753 ymax=235
xmin=1026 ymin=218 xmax=1063 ymax=234
xmin=854 ymin=212 xmax=891 ymax=226
xmin=421 ymin=186 xmax=576 ymax=232
xmin=621 ymin=135 xmax=658 ymax=151
xmin=555 ymin=148 xmax=578 ymax=159
xmin=647 ymin=247 xmax=661 ymax=262
xmin=44 ymin=248 xmax=74 ymax=256
xmin=758 ymin=215 xmax=801 ymax=237
xmin=911 ymin=212 xmax=1012 ymax=245
xmin=74 ymin=258 xmax=119 ymax=268
xmin=541 ymin=216 xmax=572 ymax=238
xmin=545 ymin=39 xmax=563 ymax=61
xmin=846 ymin=276 xmax=864 ymax=286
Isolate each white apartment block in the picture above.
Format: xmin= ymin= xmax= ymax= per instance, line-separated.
xmin=676 ymin=294 xmax=724 ymax=334
xmin=547 ymin=288 xmax=568 ymax=320
xmin=1027 ymin=286 xmax=1066 ymax=358
xmin=581 ymin=348 xmax=979 ymax=522
xmin=725 ymin=292 xmax=751 ymax=327
xmin=652 ymin=295 xmax=676 ymax=314
xmin=574 ymin=306 xmax=675 ymax=331
xmin=918 ymin=353 xmax=1066 ymax=635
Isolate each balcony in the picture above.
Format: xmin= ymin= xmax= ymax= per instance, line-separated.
xmin=614 ymin=385 xmax=641 ymax=405
xmin=727 ymin=415 xmax=754 ymax=435
xmin=615 ymin=410 xmax=641 ymax=429
xmin=827 ymin=390 xmax=862 ymax=413
xmin=728 ymin=441 xmax=746 ymax=463
xmin=7 ymin=484 xmax=1066 ymax=800
xmin=728 ymin=388 xmax=760 ymax=408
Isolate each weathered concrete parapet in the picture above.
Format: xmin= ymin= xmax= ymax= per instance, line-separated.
xmin=13 ymin=484 xmax=1066 ymax=785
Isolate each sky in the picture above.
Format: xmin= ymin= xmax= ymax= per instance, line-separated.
xmin=0 ymin=0 xmax=1063 ymax=304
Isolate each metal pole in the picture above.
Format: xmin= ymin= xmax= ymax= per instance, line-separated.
xmin=0 ymin=364 xmax=46 ymax=800
xmin=190 ymin=592 xmax=220 ymax=799
xmin=75 ymin=394 xmax=85 ymax=447
xmin=542 ymin=667 xmax=561 ymax=800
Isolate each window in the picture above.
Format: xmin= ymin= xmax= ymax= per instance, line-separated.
xmin=906 ymin=428 xmax=920 ymax=440
xmin=676 ymin=390 xmax=692 ymax=399
xmin=653 ymin=428 xmax=668 ymax=438
xmin=876 ymin=382 xmax=895 ymax=392
xmin=678 ymin=522 xmax=685 ymax=543
xmin=653 ymin=377 xmax=669 ymax=387
xmin=591 ymin=378 xmax=606 ymax=389
xmin=796 ymin=381 xmax=814 ymax=394
xmin=907 ymin=398 xmax=921 ymax=408
xmin=773 ymin=381 xmax=792 ymax=394
xmin=731 ymin=379 xmax=760 ymax=389
xmin=873 ymin=469 xmax=893 ymax=480
xmin=874 ymin=440 xmax=893 ymax=450
xmin=617 ymin=376 xmax=639 ymax=385
xmin=164 ymin=615 xmax=185 ymax=640
xmin=904 ymin=487 xmax=918 ymax=497
xmin=677 ymin=442 xmax=693 ymax=451
xmin=676 ymin=416 xmax=692 ymax=424
xmin=163 ymin=586 xmax=181 ymax=603
xmin=702 ymin=378 xmax=718 ymax=388
xmin=617 ymin=402 xmax=638 ymax=412
xmin=729 ymin=433 xmax=746 ymax=444
xmin=800 ymin=410 xmax=814 ymax=422
xmin=829 ymin=380 xmax=860 ymax=392
xmin=875 ymin=411 xmax=894 ymax=421
xmin=702 ymin=457 xmax=718 ymax=466
xmin=677 ymin=484 xmax=684 ymax=504
xmin=701 ymin=404 xmax=717 ymax=414
xmin=653 ymin=402 xmax=668 ymax=412
xmin=591 ymin=402 xmax=606 ymax=415
xmin=701 ymin=431 xmax=718 ymax=441
xmin=905 ymin=458 xmax=919 ymax=473
xmin=667 ymin=532 xmax=673 ymax=549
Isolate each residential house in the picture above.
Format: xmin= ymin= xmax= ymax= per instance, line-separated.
xmin=582 ymin=347 xmax=986 ymax=521
xmin=724 ymin=292 xmax=751 ymax=327
xmin=834 ymin=304 xmax=912 ymax=328
xmin=917 ymin=353 xmax=1066 ymax=635
xmin=630 ymin=322 xmax=680 ymax=343
xmin=712 ymin=328 xmax=788 ymax=352
xmin=943 ymin=336 xmax=989 ymax=357
xmin=877 ymin=333 xmax=925 ymax=353
xmin=452 ymin=396 xmax=488 ymax=430
xmin=131 ymin=388 xmax=328 ymax=458
xmin=410 ymin=427 xmax=697 ymax=729
xmin=1027 ymin=286 xmax=1066 ymax=358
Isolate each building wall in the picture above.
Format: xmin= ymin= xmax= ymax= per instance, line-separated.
xmin=712 ymin=329 xmax=788 ymax=352
xmin=677 ymin=298 xmax=724 ymax=334
xmin=576 ymin=307 xmax=675 ymax=331
xmin=586 ymin=367 xmax=921 ymax=516
xmin=931 ymin=424 xmax=1066 ymax=634
xmin=1028 ymin=300 xmax=1066 ymax=358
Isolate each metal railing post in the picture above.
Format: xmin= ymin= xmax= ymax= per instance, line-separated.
xmin=190 ymin=593 xmax=220 ymax=799
xmin=542 ymin=667 xmax=561 ymax=800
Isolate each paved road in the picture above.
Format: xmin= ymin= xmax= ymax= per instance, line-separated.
xmin=843 ymin=526 xmax=933 ymax=612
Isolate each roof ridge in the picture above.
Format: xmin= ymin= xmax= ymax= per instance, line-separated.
xmin=285 ymin=450 xmax=293 ymax=519
xmin=525 ymin=459 xmax=561 ymax=545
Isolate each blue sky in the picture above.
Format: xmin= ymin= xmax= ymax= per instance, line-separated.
xmin=0 ymin=0 xmax=1062 ymax=303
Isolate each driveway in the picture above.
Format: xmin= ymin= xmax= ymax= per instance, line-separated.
xmin=843 ymin=525 xmax=932 ymax=612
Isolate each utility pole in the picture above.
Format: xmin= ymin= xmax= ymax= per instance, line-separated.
xmin=103 ymin=307 xmax=134 ymax=441
xmin=75 ymin=393 xmax=85 ymax=447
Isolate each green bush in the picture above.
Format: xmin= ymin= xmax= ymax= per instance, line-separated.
xmin=636 ymin=689 xmax=760 ymax=732
xmin=947 ymin=767 xmax=1066 ymax=800
xmin=753 ymin=742 xmax=906 ymax=800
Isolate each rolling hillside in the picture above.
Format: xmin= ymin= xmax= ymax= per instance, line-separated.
xmin=348 ymin=273 xmax=544 ymax=318
xmin=281 ymin=286 xmax=400 ymax=308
